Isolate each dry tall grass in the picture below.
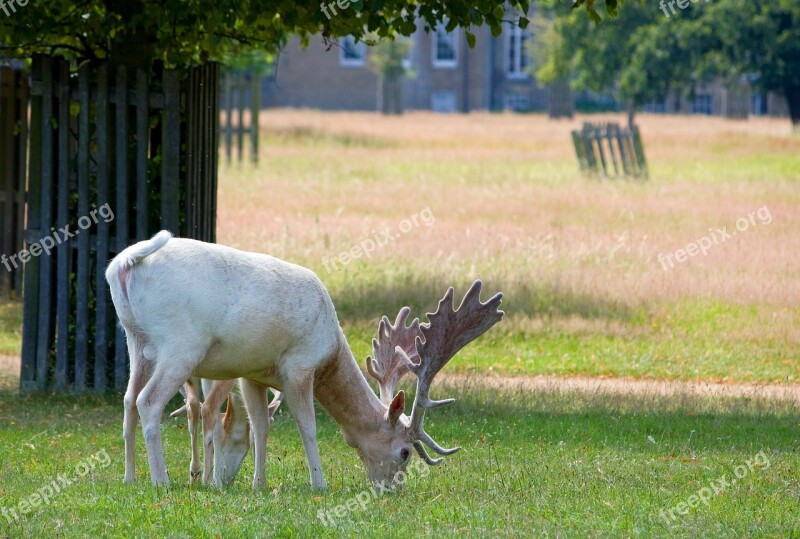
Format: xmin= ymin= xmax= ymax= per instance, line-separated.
xmin=218 ymin=111 xmax=800 ymax=311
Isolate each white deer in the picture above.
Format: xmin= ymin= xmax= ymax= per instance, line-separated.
xmin=170 ymin=378 xmax=282 ymax=486
xmin=106 ymin=231 xmax=503 ymax=489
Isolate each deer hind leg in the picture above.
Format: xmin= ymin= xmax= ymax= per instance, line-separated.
xmin=199 ymin=378 xmax=236 ymax=486
xmin=136 ymin=350 xmax=197 ymax=485
xmin=240 ymin=379 xmax=270 ymax=489
xmin=185 ymin=378 xmax=202 ymax=483
xmin=123 ymin=334 xmax=150 ymax=484
xmin=282 ymin=367 xmax=327 ymax=490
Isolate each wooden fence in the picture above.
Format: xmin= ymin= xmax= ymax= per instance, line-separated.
xmin=571 ymin=122 xmax=648 ymax=180
xmin=19 ymin=55 xmax=220 ymax=393
xmin=220 ymin=70 xmax=262 ymax=165
xmin=0 ymin=65 xmax=28 ymax=297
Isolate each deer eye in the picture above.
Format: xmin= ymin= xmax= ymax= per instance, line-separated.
xmin=400 ymin=448 xmax=411 ymax=461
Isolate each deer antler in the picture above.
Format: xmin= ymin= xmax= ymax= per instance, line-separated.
xmin=366 ymin=307 xmax=424 ymax=405
xmin=397 ymin=280 xmax=503 ymax=465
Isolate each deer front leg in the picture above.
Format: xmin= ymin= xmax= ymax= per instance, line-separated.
xmin=283 ymin=369 xmax=327 ymax=490
xmin=185 ymin=379 xmax=202 ymax=483
xmin=199 ymin=378 xmax=235 ymax=485
xmin=241 ymin=379 xmax=270 ymax=489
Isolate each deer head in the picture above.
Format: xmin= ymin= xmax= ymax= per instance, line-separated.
xmin=363 ymin=280 xmax=503 ymax=487
xmin=215 ymin=389 xmax=283 ymax=486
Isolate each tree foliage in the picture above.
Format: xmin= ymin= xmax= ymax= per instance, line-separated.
xmin=368 ymin=37 xmax=414 ymax=82
xmin=0 ymin=0 xmax=562 ymax=67
xmin=535 ymin=0 xmax=800 ymax=126
xmin=367 ymin=37 xmax=414 ymax=114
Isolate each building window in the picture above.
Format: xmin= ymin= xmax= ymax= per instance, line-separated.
xmin=340 ymin=36 xmax=366 ymax=67
xmin=431 ymin=90 xmax=457 ymax=113
xmin=432 ymin=23 xmax=458 ymax=68
xmin=505 ymin=23 xmax=531 ymax=79
xmin=693 ymin=95 xmax=713 ymax=115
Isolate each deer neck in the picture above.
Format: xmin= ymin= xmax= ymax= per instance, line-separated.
xmin=314 ymin=334 xmax=386 ymax=445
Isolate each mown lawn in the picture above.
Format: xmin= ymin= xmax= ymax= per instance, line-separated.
xmin=0 ymin=384 xmax=798 ymax=537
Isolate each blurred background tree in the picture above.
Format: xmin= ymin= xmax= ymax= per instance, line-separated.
xmin=368 ymin=38 xmax=414 ymax=115
xmin=533 ymin=0 xmax=800 ymax=128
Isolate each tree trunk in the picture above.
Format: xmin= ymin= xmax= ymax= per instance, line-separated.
xmin=390 ymin=78 xmax=403 ymax=115
xmin=379 ymin=77 xmax=403 ymax=115
xmin=785 ymin=84 xmax=800 ymax=131
xmin=626 ymin=102 xmax=636 ymax=127
xmin=376 ymin=78 xmax=384 ymax=114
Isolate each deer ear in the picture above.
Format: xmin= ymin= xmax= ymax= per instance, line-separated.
xmin=222 ymin=395 xmax=235 ymax=432
xmin=387 ymin=390 xmax=405 ymax=426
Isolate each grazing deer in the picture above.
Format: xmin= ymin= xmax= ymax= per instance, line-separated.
xmin=106 ymin=231 xmax=503 ymax=489
xmin=171 ymin=378 xmax=282 ymax=486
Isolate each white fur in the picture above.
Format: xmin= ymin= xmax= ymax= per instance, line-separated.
xmin=108 ymin=232 xmax=343 ymax=489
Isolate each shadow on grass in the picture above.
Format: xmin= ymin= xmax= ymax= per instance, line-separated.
xmin=267 ymin=126 xmax=394 ymax=149
xmin=420 ymin=380 xmax=800 ymax=458
xmin=1 ymin=381 xmax=796 ymax=462
xmin=330 ymin=274 xmax=646 ymax=327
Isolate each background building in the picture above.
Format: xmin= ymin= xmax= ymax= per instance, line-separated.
xmin=264 ymin=21 xmax=789 ymax=118
xmin=264 ymin=21 xmax=550 ymax=113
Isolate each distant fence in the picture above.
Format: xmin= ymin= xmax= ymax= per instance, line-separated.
xmin=220 ymin=70 xmax=263 ymax=165
xmin=0 ymin=65 xmax=28 ymax=297
xmin=571 ymin=122 xmax=648 ymax=180
xmin=18 ymin=55 xmax=220 ymax=393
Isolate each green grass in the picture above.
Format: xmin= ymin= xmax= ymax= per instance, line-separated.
xmin=0 ymin=300 xmax=22 ymax=356
xmin=0 ymin=385 xmax=797 ymax=537
xmin=2 ymin=293 xmax=797 ymax=384
xmin=330 ymin=276 xmax=799 ymax=384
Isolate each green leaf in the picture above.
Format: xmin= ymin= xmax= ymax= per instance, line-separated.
xmin=465 ymin=31 xmax=476 ymax=48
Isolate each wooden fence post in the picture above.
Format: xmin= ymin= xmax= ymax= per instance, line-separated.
xmin=94 ymin=63 xmax=110 ymax=392
xmin=54 ymin=58 xmax=70 ymax=391
xmin=19 ymin=56 xmax=43 ymax=391
xmin=113 ymin=65 xmax=129 ymax=391
xmin=33 ymin=55 xmax=56 ymax=391
xmin=0 ymin=67 xmax=29 ymax=298
xmin=251 ymin=72 xmax=260 ymax=164
xmin=237 ymin=72 xmax=246 ymax=163
xmin=224 ymin=70 xmax=233 ymax=165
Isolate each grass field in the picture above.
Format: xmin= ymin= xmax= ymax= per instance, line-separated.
xmin=0 ymin=383 xmax=798 ymax=537
xmin=0 ymin=111 xmax=799 ymax=537
xmin=215 ymin=111 xmax=800 ymax=384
